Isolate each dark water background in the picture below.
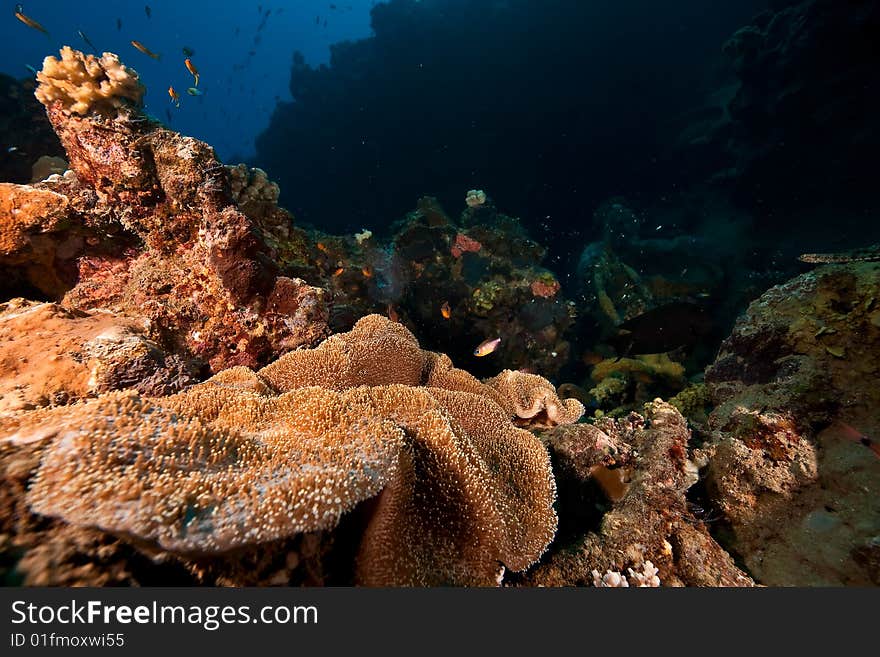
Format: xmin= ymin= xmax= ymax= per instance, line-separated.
xmin=0 ymin=0 xmax=375 ymax=159
xmin=3 ymin=0 xmax=879 ymax=300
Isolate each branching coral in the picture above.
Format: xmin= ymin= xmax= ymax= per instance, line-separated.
xmin=35 ymin=47 xmax=145 ymax=115
xmin=10 ymin=315 xmax=583 ymax=586
xmin=591 ymin=561 xmax=660 ymax=587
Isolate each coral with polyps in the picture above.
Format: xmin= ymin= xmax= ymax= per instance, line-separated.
xmin=9 ymin=315 xmax=584 ymax=586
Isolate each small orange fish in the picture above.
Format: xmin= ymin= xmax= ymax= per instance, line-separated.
xmin=474 ymin=337 xmax=501 ymax=357
xmin=387 ymin=304 xmax=400 ymax=323
xmin=836 ymin=421 xmax=880 ymax=459
xmin=440 ymin=301 xmax=451 ymax=320
xmin=14 ymin=5 xmax=49 ymax=37
xmin=361 ymin=266 xmax=373 ymax=278
xmin=184 ymin=58 xmax=200 ymax=87
xmin=332 ymin=267 xmax=344 ymax=277
xmin=316 ymin=242 xmax=328 ymax=252
xmin=168 ymin=86 xmax=180 ymax=107
xmin=131 ymin=40 xmax=161 ymax=60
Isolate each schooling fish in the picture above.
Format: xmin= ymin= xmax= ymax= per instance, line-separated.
xmin=131 ymin=40 xmax=161 ymax=60
xmin=168 ymin=86 xmax=180 ymax=108
xmin=25 ymin=64 xmax=38 ymax=76
xmin=386 ymin=304 xmax=400 ymax=323
xmin=440 ymin=301 xmax=451 ymax=320
xmin=186 ymin=87 xmax=203 ymax=96
xmin=182 ymin=46 xmax=195 ymax=57
xmin=474 ymin=337 xmax=501 ymax=357
xmin=14 ymin=4 xmax=49 ymax=37
xmin=145 ymin=5 xmax=152 ymax=19
xmin=77 ymin=29 xmax=96 ymax=51
xmin=184 ymin=58 xmax=200 ymax=87
xmin=116 ymin=17 xmax=122 ymax=31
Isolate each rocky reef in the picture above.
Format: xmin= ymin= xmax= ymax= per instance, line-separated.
xmin=700 ymin=262 xmax=880 ymax=585
xmin=523 ymin=401 xmax=754 ymax=587
xmin=2 ymin=43 xmax=878 ymax=588
xmin=0 ymin=47 xmax=589 ymax=586
xmin=2 ymin=47 xmax=329 ymax=373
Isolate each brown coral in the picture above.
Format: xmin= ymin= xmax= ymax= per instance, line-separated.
xmin=0 ymin=299 xmax=197 ymax=413
xmin=485 ymin=370 xmax=585 ymax=425
xmin=8 ymin=315 xmax=583 ymax=586
xmin=23 ymin=381 xmax=405 ymax=555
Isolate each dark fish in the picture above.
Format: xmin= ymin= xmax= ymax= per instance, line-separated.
xmin=799 ymin=244 xmax=880 ymax=264
xmin=145 ymin=5 xmax=151 ymax=19
xmin=165 ymin=108 xmax=172 ymax=123
xmin=608 ymin=301 xmax=713 ymax=356
xmin=77 ymin=29 xmax=96 ymax=51
xmin=117 ymin=17 xmax=122 ymax=31
xmin=182 ymin=46 xmax=195 ymax=57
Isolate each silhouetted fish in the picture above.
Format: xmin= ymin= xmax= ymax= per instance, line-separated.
xmin=609 ymin=301 xmax=713 ymax=356
xmin=77 ymin=29 xmax=96 ymax=51
xmin=799 ymin=244 xmax=880 ymax=264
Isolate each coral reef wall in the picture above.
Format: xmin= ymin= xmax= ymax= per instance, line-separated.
xmin=255 ymin=0 xmax=767 ymax=235
xmin=672 ymin=0 xmax=880 ymax=247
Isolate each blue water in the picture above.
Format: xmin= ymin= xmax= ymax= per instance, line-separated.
xmin=1 ymin=0 xmax=374 ymax=160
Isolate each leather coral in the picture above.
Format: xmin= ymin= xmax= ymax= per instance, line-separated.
xmin=10 ymin=315 xmax=584 ymax=585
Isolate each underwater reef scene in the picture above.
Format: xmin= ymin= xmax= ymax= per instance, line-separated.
xmin=1 ymin=0 xmax=879 ymax=588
